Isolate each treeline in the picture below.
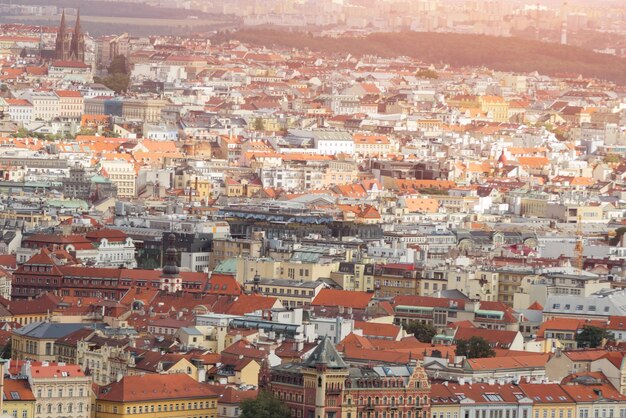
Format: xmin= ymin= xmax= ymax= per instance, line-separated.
xmin=8 ymin=0 xmax=226 ymax=20
xmin=214 ymin=29 xmax=626 ymax=85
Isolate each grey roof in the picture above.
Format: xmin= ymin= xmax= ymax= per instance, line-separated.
xmin=13 ymin=322 xmax=88 ymax=339
xmin=303 ymin=337 xmax=348 ymax=369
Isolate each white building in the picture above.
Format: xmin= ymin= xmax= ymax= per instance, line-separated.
xmin=99 ymin=159 xmax=136 ymax=198
xmin=18 ymin=91 xmax=59 ymax=122
xmin=23 ymin=362 xmax=92 ymax=418
xmin=181 ymin=251 xmax=210 ymax=272
xmin=6 ymin=98 xmax=33 ymax=124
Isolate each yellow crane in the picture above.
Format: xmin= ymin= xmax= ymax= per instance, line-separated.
xmin=574 ymin=214 xmax=584 ymax=271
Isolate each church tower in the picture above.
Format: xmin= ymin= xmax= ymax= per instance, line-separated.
xmin=70 ymin=9 xmax=85 ymax=62
xmin=55 ymin=9 xmax=85 ymax=62
xmin=160 ymin=234 xmax=182 ymax=293
xmin=55 ymin=9 xmax=71 ymax=60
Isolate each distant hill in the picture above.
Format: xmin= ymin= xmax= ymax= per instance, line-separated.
xmin=213 ymin=29 xmax=626 ymax=85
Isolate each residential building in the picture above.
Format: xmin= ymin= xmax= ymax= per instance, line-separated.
xmin=94 ymin=373 xmax=218 ymax=418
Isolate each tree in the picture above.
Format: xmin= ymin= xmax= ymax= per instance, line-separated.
xmin=240 ymin=391 xmax=290 ymax=418
xmin=610 ymin=227 xmax=626 ymax=246
xmin=95 ymin=73 xmax=130 ymax=94
xmin=108 ymin=55 xmax=129 ymax=76
xmin=604 ymin=154 xmax=621 ymax=164
xmin=405 ymin=321 xmax=437 ymax=343
xmin=253 ymin=117 xmax=265 ymax=131
xmin=416 ymin=69 xmax=438 ymax=79
xmin=455 ymin=336 xmax=496 ymax=359
xmin=576 ymin=325 xmax=613 ymax=349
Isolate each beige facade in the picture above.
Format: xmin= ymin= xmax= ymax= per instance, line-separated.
xmin=243 ymin=279 xmax=326 ymax=307
xmin=210 ymin=237 xmax=263 ymax=270
xmin=546 ymin=203 xmax=604 ymax=223
xmin=497 ymin=269 xmax=534 ymax=305
xmin=56 ymin=92 xmax=84 ymax=118
xmin=25 ymin=363 xmax=92 ymax=418
xmin=121 ymin=98 xmax=167 ymax=123
xmin=235 ymin=257 xmax=339 ymax=284
xmin=77 ymin=339 xmax=130 ymax=386
xmin=99 ymin=159 xmax=136 ymax=198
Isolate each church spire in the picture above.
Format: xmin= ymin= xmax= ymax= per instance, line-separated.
xmin=74 ymin=8 xmax=82 ymax=37
xmin=59 ymin=9 xmax=66 ymax=32
xmin=55 ymin=9 xmax=70 ymax=60
xmin=70 ymin=8 xmax=85 ymax=62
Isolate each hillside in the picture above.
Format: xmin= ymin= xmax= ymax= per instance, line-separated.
xmin=213 ymin=29 xmax=626 ymax=85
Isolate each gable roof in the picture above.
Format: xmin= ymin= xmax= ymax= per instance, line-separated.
xmin=97 ymin=373 xmax=217 ymax=402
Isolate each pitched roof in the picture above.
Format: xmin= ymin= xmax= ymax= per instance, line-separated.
xmin=2 ymin=378 xmax=35 ymax=401
xmin=465 ymin=354 xmax=550 ymax=370
xmin=454 ymin=327 xmax=519 ymax=346
xmin=97 ymin=373 xmax=217 ymax=402
xmin=303 ymin=337 xmax=347 ymax=369
xmin=354 ymin=321 xmax=402 ymax=339
xmin=12 ymin=322 xmax=86 ymax=339
xmin=30 ymin=363 xmax=85 ymax=378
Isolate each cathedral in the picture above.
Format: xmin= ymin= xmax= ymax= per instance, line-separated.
xmin=55 ymin=9 xmax=85 ymax=62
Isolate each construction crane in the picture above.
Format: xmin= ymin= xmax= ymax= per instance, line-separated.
xmin=574 ymin=214 xmax=584 ymax=272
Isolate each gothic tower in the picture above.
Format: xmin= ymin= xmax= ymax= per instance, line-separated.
xmin=54 ymin=9 xmax=71 ymax=60
xmin=70 ymin=9 xmax=85 ymax=62
xmin=55 ymin=9 xmax=85 ymax=62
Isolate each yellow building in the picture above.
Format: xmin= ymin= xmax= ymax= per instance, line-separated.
xmin=329 ymin=261 xmax=375 ymax=292
xmin=520 ymin=383 xmax=576 ymax=418
xmin=243 ymin=278 xmax=326 ymax=307
xmin=95 ymin=373 xmax=218 ymax=418
xmin=235 ymin=256 xmax=340 ymax=284
xmin=2 ymin=378 xmax=36 ymax=418
xmin=479 ymin=95 xmax=510 ymax=122
xmin=12 ymin=322 xmax=86 ymax=362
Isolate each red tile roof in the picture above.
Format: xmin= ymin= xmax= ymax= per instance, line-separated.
xmin=96 ymin=373 xmax=217 ymax=402
xmin=30 ymin=363 xmax=85 ymax=378
xmin=354 ymin=321 xmax=402 ymax=339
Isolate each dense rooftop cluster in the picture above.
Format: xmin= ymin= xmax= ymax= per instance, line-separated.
xmin=0 ymin=13 xmax=624 ymax=418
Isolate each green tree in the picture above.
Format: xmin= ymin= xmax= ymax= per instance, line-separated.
xmin=604 ymin=154 xmax=621 ymax=164
xmin=240 ymin=391 xmax=290 ymax=418
xmin=576 ymin=325 xmax=613 ymax=349
xmin=95 ymin=73 xmax=130 ymax=94
xmin=416 ymin=69 xmax=438 ymax=79
xmin=11 ymin=127 xmax=30 ymax=138
xmin=108 ymin=55 xmax=129 ymax=76
xmin=610 ymin=227 xmax=626 ymax=246
xmin=253 ymin=117 xmax=265 ymax=131
xmin=455 ymin=336 xmax=496 ymax=359
xmin=405 ymin=321 xmax=437 ymax=343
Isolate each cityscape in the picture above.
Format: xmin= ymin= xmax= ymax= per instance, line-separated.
xmin=0 ymin=0 xmax=624 ymax=418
